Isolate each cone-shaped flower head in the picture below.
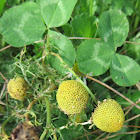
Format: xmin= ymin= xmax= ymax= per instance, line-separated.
xmin=92 ymin=99 xmax=125 ymax=132
xmin=56 ymin=80 xmax=89 ymax=115
xmin=7 ymin=77 xmax=28 ymax=100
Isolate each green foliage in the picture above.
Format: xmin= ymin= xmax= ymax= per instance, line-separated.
xmin=71 ymin=13 xmax=97 ymax=37
xmin=0 ymin=2 xmax=45 ymax=47
xmin=110 ymin=54 xmax=140 ymax=86
xmin=48 ymin=30 xmax=76 ymax=75
xmin=0 ymin=0 xmax=5 ymax=15
xmin=76 ymin=39 xmax=114 ymax=76
xmin=40 ymin=0 xmax=77 ymax=28
xmin=98 ymin=9 xmax=129 ymax=51
xmin=110 ymin=0 xmax=133 ymax=16
xmin=0 ymin=0 xmax=140 ymax=139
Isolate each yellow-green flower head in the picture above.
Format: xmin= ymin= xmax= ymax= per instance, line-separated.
xmin=56 ymin=80 xmax=89 ymax=115
xmin=92 ymin=99 xmax=125 ymax=132
xmin=7 ymin=77 xmax=29 ymax=100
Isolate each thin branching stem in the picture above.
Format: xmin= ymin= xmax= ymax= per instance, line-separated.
xmin=103 ymin=130 xmax=140 ymax=139
xmin=0 ymin=45 xmax=12 ymax=52
xmin=83 ymin=74 xmax=140 ymax=110
xmin=125 ymin=114 xmax=140 ymax=123
xmin=68 ymin=37 xmax=140 ymax=45
xmin=95 ymin=132 xmax=106 ymax=140
xmin=123 ymin=125 xmax=140 ymax=128
xmin=0 ymin=72 xmax=8 ymax=99
xmin=125 ymin=99 xmax=140 ymax=116
xmin=75 ymin=129 xmax=102 ymax=140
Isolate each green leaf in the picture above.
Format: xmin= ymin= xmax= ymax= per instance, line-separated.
xmin=76 ymin=39 xmax=114 ymax=76
xmin=40 ymin=0 xmax=77 ymax=28
xmin=98 ymin=9 xmax=129 ymax=51
xmin=72 ymin=0 xmax=97 ymax=17
xmin=48 ymin=30 xmax=75 ymax=75
xmin=110 ymin=54 xmax=140 ymax=86
xmin=111 ymin=0 xmax=133 ymax=16
xmin=0 ymin=2 xmax=46 ymax=47
xmin=71 ymin=13 xmax=97 ymax=37
xmin=62 ymin=23 xmax=74 ymax=37
xmin=0 ymin=0 xmax=5 ymax=15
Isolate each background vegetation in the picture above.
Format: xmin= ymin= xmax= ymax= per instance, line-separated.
xmin=0 ymin=0 xmax=140 ymax=139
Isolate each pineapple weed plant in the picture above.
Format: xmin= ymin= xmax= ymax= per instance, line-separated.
xmin=0 ymin=0 xmax=140 ymax=139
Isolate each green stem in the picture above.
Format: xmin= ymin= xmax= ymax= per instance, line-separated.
xmin=40 ymin=97 xmax=51 ymax=140
xmin=102 ymin=76 xmax=111 ymax=83
xmin=40 ymin=129 xmax=48 ymax=140
xmin=2 ymin=115 xmax=14 ymax=138
xmin=46 ymin=97 xmax=51 ymax=125
xmin=50 ymin=52 xmax=97 ymax=105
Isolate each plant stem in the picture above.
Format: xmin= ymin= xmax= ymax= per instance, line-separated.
xmin=50 ymin=52 xmax=97 ymax=105
xmin=46 ymin=97 xmax=51 ymax=125
xmin=84 ymin=74 xmax=140 ymax=110
xmin=40 ymin=129 xmax=49 ymax=140
xmin=102 ymin=76 xmax=111 ymax=82
xmin=40 ymin=96 xmax=51 ymax=140
xmin=2 ymin=115 xmax=14 ymax=139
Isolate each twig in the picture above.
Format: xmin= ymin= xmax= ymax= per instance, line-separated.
xmin=75 ymin=129 xmax=102 ymax=140
xmin=68 ymin=37 xmax=140 ymax=45
xmin=102 ymin=133 xmax=111 ymax=140
xmin=123 ymin=125 xmax=140 ymax=128
xmin=34 ymin=40 xmax=44 ymax=43
xmin=0 ymin=72 xmax=7 ymax=82
xmin=125 ymin=99 xmax=140 ymax=116
xmin=104 ymin=130 xmax=140 ymax=139
xmin=128 ymin=26 xmax=140 ymax=36
xmin=125 ymin=114 xmax=140 ymax=123
xmin=0 ymin=72 xmax=8 ymax=100
xmin=96 ymin=132 xmax=106 ymax=140
xmin=125 ymin=41 xmax=140 ymax=45
xmin=68 ymin=37 xmax=100 ymax=40
xmin=123 ymin=106 xmax=131 ymax=111
xmin=0 ymin=101 xmax=15 ymax=108
xmin=84 ymin=129 xmax=89 ymax=140
xmin=0 ymin=45 xmax=11 ymax=52
xmin=0 ymin=82 xmax=6 ymax=100
xmin=83 ymin=74 xmax=140 ymax=110
xmin=53 ymin=27 xmax=61 ymax=33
